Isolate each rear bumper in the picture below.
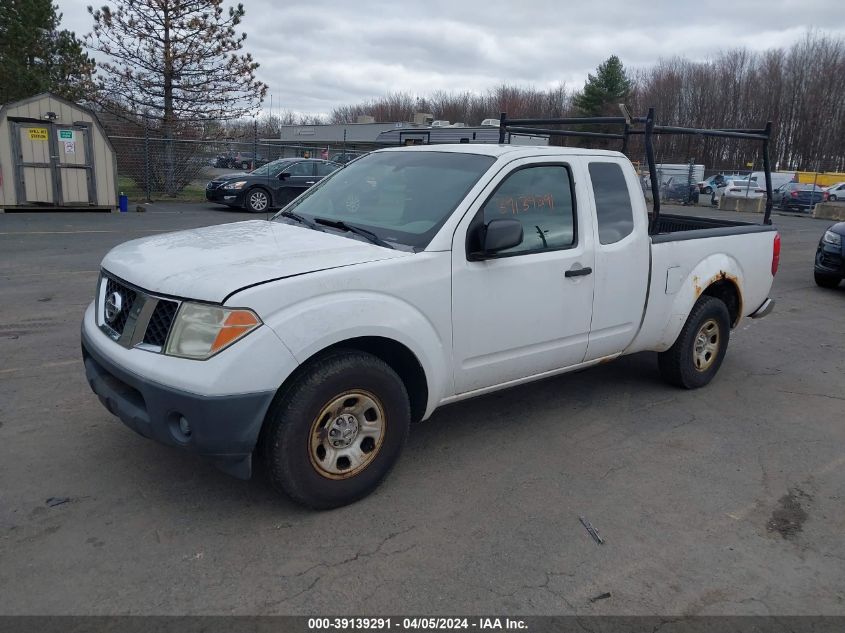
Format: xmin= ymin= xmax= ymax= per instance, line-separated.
xmin=749 ymin=298 xmax=775 ymax=319
xmin=81 ymin=328 xmax=275 ymax=479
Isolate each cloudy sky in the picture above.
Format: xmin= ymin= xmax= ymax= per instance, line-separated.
xmin=56 ymin=0 xmax=845 ymax=117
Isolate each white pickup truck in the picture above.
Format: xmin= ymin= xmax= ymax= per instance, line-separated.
xmin=82 ymin=144 xmax=778 ymax=508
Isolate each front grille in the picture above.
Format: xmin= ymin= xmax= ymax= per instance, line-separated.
xmin=104 ymin=277 xmax=137 ymax=335
xmin=143 ymin=300 xmax=179 ymax=347
xmin=99 ymin=274 xmax=180 ymax=352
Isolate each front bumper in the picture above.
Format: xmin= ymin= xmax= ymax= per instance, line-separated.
xmin=81 ymin=327 xmax=275 ymax=479
xmin=815 ymin=242 xmax=845 ymax=276
xmin=205 ymin=187 xmax=245 ymax=206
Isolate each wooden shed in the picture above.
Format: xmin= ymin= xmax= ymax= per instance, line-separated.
xmin=0 ymin=93 xmax=116 ymax=211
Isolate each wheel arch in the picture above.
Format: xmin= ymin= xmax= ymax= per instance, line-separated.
xmin=701 ymin=276 xmax=742 ymax=327
xmin=270 ymin=336 xmax=430 ymax=425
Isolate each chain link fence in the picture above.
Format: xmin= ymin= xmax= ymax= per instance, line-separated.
xmin=110 ymin=135 xmax=367 ymax=201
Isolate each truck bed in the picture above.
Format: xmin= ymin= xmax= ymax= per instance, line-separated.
xmin=651 ymin=213 xmax=776 ymax=243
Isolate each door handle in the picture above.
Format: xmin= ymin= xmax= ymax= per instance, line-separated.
xmin=565 ymin=266 xmax=593 ymax=277
xmin=305 ymin=181 xmax=315 ymax=185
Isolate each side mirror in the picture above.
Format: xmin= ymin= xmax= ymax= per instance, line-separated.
xmin=481 ymin=219 xmax=523 ymax=255
xmin=279 ymin=172 xmax=291 ymax=180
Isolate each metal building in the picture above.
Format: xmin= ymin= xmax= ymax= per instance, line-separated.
xmin=0 ymin=93 xmax=116 ymax=211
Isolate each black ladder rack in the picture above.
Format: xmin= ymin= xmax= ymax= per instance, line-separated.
xmin=497 ymin=107 xmax=774 ymax=232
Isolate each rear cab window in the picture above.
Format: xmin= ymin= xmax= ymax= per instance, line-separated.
xmin=588 ymin=162 xmax=634 ymax=245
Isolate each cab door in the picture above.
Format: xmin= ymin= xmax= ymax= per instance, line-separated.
xmin=451 ymin=159 xmax=596 ymax=394
xmin=583 ymin=159 xmax=650 ymax=361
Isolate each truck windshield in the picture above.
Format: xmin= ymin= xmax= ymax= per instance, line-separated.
xmin=273 ymin=151 xmax=495 ymax=249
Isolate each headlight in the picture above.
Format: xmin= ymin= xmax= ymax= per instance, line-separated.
xmin=164 ymin=303 xmax=261 ymax=360
xmin=822 ymin=230 xmax=842 ymax=247
xmin=224 ymin=181 xmax=247 ymax=190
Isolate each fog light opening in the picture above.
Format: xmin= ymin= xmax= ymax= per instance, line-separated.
xmin=178 ymin=416 xmax=192 ymax=438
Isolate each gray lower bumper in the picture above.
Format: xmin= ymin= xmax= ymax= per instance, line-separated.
xmin=81 ymin=328 xmax=276 ymax=479
xmin=749 ymin=297 xmax=775 ymax=319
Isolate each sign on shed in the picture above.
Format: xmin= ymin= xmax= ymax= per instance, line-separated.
xmin=28 ymin=127 xmax=48 ymax=141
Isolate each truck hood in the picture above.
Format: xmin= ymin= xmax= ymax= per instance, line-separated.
xmin=101 ymin=220 xmax=410 ymax=303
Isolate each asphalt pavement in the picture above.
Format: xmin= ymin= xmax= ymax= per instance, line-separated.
xmin=0 ymin=202 xmax=843 ymax=615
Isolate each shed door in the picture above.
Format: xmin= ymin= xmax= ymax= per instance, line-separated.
xmin=12 ymin=122 xmax=55 ymax=204
xmin=55 ymin=125 xmax=95 ymax=205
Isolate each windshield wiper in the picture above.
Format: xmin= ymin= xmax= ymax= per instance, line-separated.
xmin=313 ymin=217 xmax=394 ymax=249
xmin=278 ymin=210 xmax=321 ymax=231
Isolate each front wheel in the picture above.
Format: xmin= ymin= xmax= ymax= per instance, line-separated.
xmin=814 ymin=272 xmax=841 ymax=288
xmin=245 ymin=188 xmax=270 ymax=213
xmin=704 ymin=186 xmax=712 ymax=194
xmin=658 ymin=296 xmax=731 ymax=389
xmin=263 ymin=350 xmax=411 ymax=509
xmin=830 ymin=194 xmax=838 ymax=201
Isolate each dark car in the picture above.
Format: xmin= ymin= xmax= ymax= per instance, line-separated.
xmin=774 ymin=182 xmax=828 ymax=211
xmin=214 ymin=151 xmax=269 ymax=170
xmin=814 ymin=222 xmax=845 ymax=288
xmin=205 ymin=158 xmax=341 ymax=212
xmin=661 ymin=176 xmax=699 ymax=204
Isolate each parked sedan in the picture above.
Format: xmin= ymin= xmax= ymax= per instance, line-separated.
xmin=721 ymin=179 xmax=765 ymax=199
xmin=775 ymin=182 xmax=828 ymax=212
xmin=824 ymin=181 xmax=845 ymax=201
xmin=206 ymin=158 xmax=341 ymax=212
xmin=814 ymin=222 xmax=844 ymax=288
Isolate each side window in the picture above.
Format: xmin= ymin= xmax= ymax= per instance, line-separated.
xmin=285 ymin=162 xmax=313 ymax=177
xmin=316 ymin=162 xmax=340 ymax=177
xmin=589 ymin=162 xmax=634 ymax=245
xmin=480 ymin=165 xmax=575 ymax=255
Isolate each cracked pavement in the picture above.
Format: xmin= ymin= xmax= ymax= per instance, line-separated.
xmin=1 ymin=203 xmax=843 ymax=615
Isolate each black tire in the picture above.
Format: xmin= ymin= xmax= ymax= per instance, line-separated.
xmin=830 ymin=194 xmax=838 ymax=201
xmin=241 ymin=161 xmax=250 ymax=170
xmin=814 ymin=272 xmax=841 ymax=288
xmin=245 ymin=187 xmax=271 ymax=213
xmin=263 ymin=350 xmax=411 ymax=509
xmin=658 ymin=296 xmax=731 ymax=389
xmin=704 ymin=186 xmax=712 ymax=194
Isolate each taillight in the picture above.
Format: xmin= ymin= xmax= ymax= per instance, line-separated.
xmin=791 ymin=191 xmax=799 ymax=197
xmin=823 ymin=192 xmax=829 ymax=201
xmin=771 ymin=233 xmax=781 ymax=276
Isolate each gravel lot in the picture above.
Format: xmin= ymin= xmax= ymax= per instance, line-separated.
xmin=1 ymin=202 xmax=843 ymax=615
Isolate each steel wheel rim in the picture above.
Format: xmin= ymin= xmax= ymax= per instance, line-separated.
xmin=250 ymin=191 xmax=268 ymax=211
xmin=693 ymin=318 xmax=720 ymax=372
xmin=308 ymin=390 xmax=386 ymax=480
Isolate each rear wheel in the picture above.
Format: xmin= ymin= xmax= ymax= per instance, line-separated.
xmin=814 ymin=272 xmax=841 ymax=288
xmin=246 ymin=188 xmax=270 ymax=213
xmin=658 ymin=296 xmax=731 ymax=389
xmin=830 ymin=194 xmax=838 ymax=201
xmin=704 ymin=186 xmax=712 ymax=194
xmin=263 ymin=350 xmax=411 ymax=509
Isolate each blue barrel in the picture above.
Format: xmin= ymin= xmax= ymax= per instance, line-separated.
xmin=118 ymin=194 xmax=128 ymax=212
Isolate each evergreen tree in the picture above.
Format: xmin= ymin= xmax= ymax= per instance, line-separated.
xmin=574 ymin=55 xmax=632 ymax=116
xmin=87 ymin=0 xmax=268 ymax=194
xmin=0 ymin=0 xmax=95 ymax=103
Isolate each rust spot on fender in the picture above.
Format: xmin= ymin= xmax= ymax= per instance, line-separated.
xmin=693 ymin=275 xmax=702 ymax=297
